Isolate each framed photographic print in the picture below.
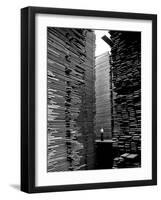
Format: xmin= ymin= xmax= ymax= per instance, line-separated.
xmin=21 ymin=6 xmax=157 ymax=193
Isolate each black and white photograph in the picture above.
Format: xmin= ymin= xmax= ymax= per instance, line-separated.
xmin=21 ymin=7 xmax=157 ymax=193
xmin=47 ymin=27 xmax=141 ymax=172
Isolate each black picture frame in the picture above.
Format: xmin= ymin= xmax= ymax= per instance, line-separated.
xmin=21 ymin=6 xmax=157 ymax=193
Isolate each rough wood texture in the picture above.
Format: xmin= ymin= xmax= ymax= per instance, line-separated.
xmin=47 ymin=28 xmax=95 ymax=172
xmin=95 ymin=52 xmax=112 ymax=139
xmin=109 ymin=31 xmax=141 ymax=168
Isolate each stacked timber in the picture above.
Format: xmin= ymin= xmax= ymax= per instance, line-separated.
xmin=47 ymin=28 xmax=95 ymax=172
xmin=109 ymin=31 xmax=141 ymax=168
xmin=95 ymin=52 xmax=112 ymax=140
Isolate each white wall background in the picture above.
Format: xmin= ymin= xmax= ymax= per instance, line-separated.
xmin=0 ymin=0 xmax=160 ymax=199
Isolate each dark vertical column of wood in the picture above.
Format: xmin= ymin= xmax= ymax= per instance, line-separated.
xmin=109 ymin=56 xmax=114 ymax=141
xmin=47 ymin=28 xmax=95 ymax=172
xmin=110 ymin=31 xmax=141 ymax=168
xmin=95 ymin=52 xmax=112 ymax=140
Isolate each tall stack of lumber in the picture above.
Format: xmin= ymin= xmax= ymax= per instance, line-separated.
xmin=109 ymin=31 xmax=141 ymax=168
xmin=95 ymin=52 xmax=112 ymax=139
xmin=47 ymin=27 xmax=95 ymax=172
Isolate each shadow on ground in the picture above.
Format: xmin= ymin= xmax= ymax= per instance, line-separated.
xmin=10 ymin=184 xmax=20 ymax=191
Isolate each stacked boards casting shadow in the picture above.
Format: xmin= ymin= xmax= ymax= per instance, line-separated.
xmin=109 ymin=31 xmax=141 ymax=168
xmin=47 ymin=28 xmax=141 ymax=171
xmin=47 ymin=27 xmax=96 ymax=172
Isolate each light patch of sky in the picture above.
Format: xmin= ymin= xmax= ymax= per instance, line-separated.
xmin=95 ymin=30 xmax=111 ymax=57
